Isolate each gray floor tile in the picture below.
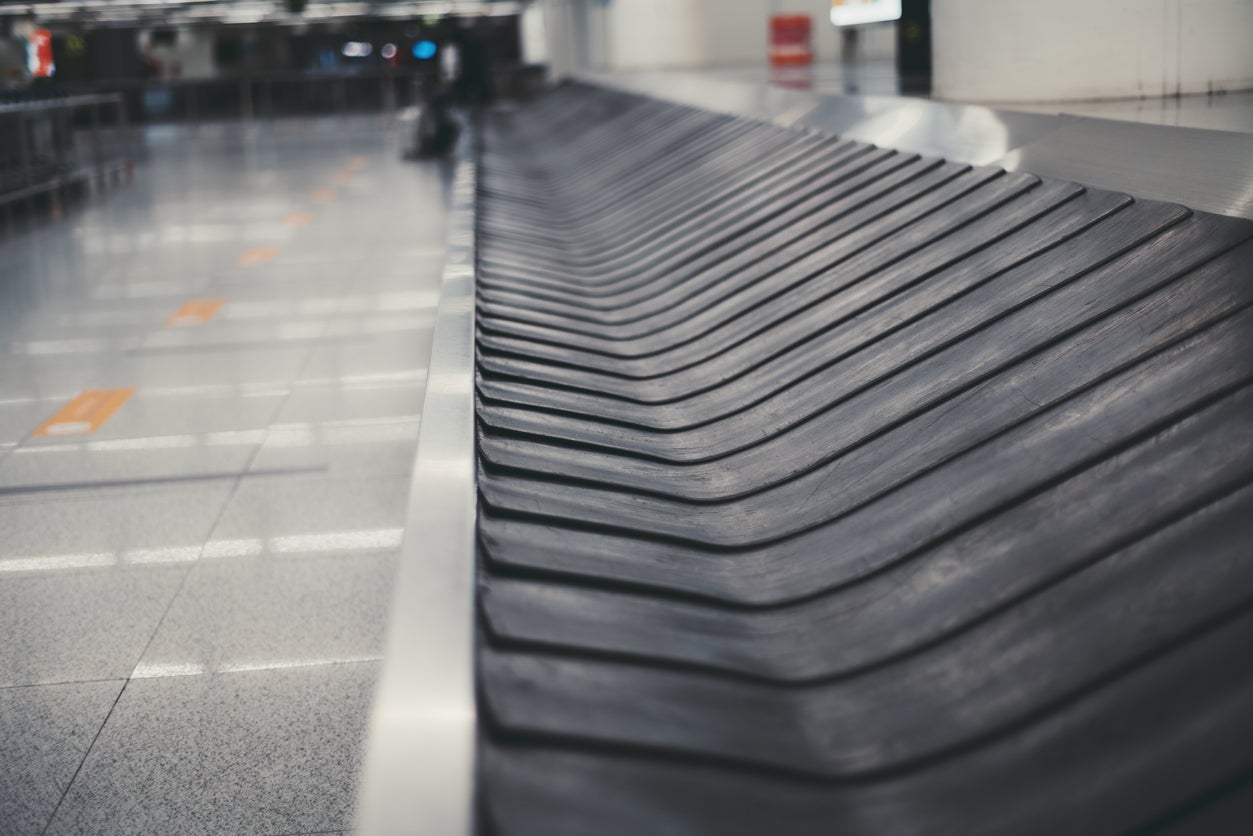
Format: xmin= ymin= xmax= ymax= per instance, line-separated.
xmin=45 ymin=663 xmax=379 ymax=836
xmin=14 ymin=301 xmax=184 ymax=335
xmin=210 ymin=269 xmax=351 ymax=294
xmin=0 ymin=680 xmax=124 ymax=836
xmin=298 ymin=330 xmax=434 ymax=383
xmin=135 ymin=551 xmax=396 ymax=678
xmin=250 ymin=417 xmax=420 ymax=479
xmin=88 ymin=278 xmax=209 ymax=302
xmin=269 ymin=381 xmax=423 ymax=425
xmin=0 ymin=115 xmax=445 ymax=832
xmin=209 ymin=289 xmax=436 ymax=318
xmin=37 ymin=388 xmax=287 ymax=443
xmin=0 ymin=441 xmax=260 ymax=490
xmin=0 ymin=568 xmax=186 ymax=687
xmin=203 ymin=474 xmax=411 ymax=560
xmin=317 ymin=313 xmax=437 ymax=340
xmin=135 ymin=320 xmax=329 ymax=353
xmin=0 ymin=400 xmax=51 ymax=446
xmin=0 ymin=361 xmax=107 ymax=402
xmin=94 ymin=346 xmax=311 ymax=389
xmin=0 ymin=482 xmax=234 ymax=567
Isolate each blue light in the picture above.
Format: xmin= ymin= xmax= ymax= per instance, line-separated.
xmin=413 ymin=40 xmax=437 ymax=60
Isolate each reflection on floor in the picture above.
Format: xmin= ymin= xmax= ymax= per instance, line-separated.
xmin=0 ymin=115 xmax=448 ymax=835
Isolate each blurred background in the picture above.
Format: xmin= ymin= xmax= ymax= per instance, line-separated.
xmin=3 ymin=0 xmax=1251 ymax=216
xmin=0 ymin=1 xmax=535 ymax=121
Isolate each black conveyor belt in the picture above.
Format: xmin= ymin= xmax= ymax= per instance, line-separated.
xmin=473 ymin=82 xmax=1253 ymax=835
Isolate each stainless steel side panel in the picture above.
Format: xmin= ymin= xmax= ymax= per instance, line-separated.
xmin=584 ymin=71 xmax=1253 ymax=220
xmin=998 ymin=119 xmax=1253 ymax=220
xmin=355 ymin=154 xmax=478 ymax=836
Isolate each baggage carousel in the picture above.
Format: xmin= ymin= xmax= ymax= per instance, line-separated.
xmin=359 ymin=77 xmax=1253 ymax=835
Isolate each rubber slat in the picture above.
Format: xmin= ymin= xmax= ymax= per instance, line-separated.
xmin=472 ymin=82 xmax=1253 ymax=835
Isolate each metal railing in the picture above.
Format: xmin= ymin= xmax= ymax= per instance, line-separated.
xmin=60 ymin=71 xmax=420 ymax=124
xmin=54 ymin=65 xmax=545 ymax=125
xmin=0 ymin=93 xmax=132 ymax=218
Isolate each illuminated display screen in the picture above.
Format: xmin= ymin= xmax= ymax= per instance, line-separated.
xmin=830 ymin=0 xmax=902 ymax=27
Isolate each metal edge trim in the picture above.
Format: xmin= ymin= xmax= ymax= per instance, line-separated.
xmin=576 ymin=71 xmax=1253 ymax=221
xmin=356 ymin=146 xmax=478 ymax=836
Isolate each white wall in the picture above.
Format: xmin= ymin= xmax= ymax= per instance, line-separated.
xmin=521 ymin=2 xmax=551 ymax=64
xmin=934 ymin=0 xmax=1253 ymax=102
xmin=606 ymin=0 xmax=710 ymax=70
xmin=789 ymin=0 xmax=896 ymax=63
xmin=531 ymin=0 xmax=895 ymax=73
xmin=534 ymin=0 xmax=607 ymax=77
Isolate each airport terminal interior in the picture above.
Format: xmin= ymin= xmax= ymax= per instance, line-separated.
xmin=0 ymin=2 xmax=1251 ymax=835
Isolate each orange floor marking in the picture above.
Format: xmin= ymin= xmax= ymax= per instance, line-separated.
xmin=36 ymin=388 xmax=135 ymax=437
xmin=347 ymin=156 xmax=370 ymax=170
xmin=166 ymin=299 xmax=225 ymax=327
xmin=236 ymin=246 xmax=279 ymax=267
xmin=283 ymin=211 xmax=314 ymax=227
xmin=310 ymin=188 xmax=335 ymax=203
xmin=331 ymin=170 xmax=355 ymax=185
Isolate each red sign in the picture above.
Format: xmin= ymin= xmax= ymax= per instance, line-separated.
xmin=769 ymin=15 xmax=813 ymax=67
xmin=28 ymin=29 xmax=54 ymax=78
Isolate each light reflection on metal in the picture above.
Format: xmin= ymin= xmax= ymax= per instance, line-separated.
xmin=584 ymin=71 xmax=1253 ymax=222
xmin=356 ymin=145 xmax=478 ymax=836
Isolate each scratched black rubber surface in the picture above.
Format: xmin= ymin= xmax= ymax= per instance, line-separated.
xmin=473 ymin=82 xmax=1253 ymax=835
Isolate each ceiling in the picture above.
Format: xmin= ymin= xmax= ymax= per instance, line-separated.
xmin=0 ymin=1 xmax=524 ymax=27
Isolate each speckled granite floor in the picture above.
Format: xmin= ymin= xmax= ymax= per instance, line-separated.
xmin=0 ymin=115 xmax=448 ymax=835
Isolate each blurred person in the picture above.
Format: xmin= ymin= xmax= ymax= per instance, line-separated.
xmin=410 ymin=42 xmax=460 ymax=158
xmin=416 ymin=80 xmax=460 ymax=157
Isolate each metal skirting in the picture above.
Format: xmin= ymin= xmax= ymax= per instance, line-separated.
xmin=472 ymin=82 xmax=1253 ymax=835
xmin=356 ymin=145 xmax=479 ymax=836
xmin=583 ymin=71 xmax=1253 ymax=222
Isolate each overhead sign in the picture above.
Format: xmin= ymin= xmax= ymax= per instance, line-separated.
xmin=830 ymin=0 xmax=902 ymax=27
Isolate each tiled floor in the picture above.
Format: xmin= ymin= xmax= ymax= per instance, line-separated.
xmin=0 ymin=115 xmax=448 ymax=835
